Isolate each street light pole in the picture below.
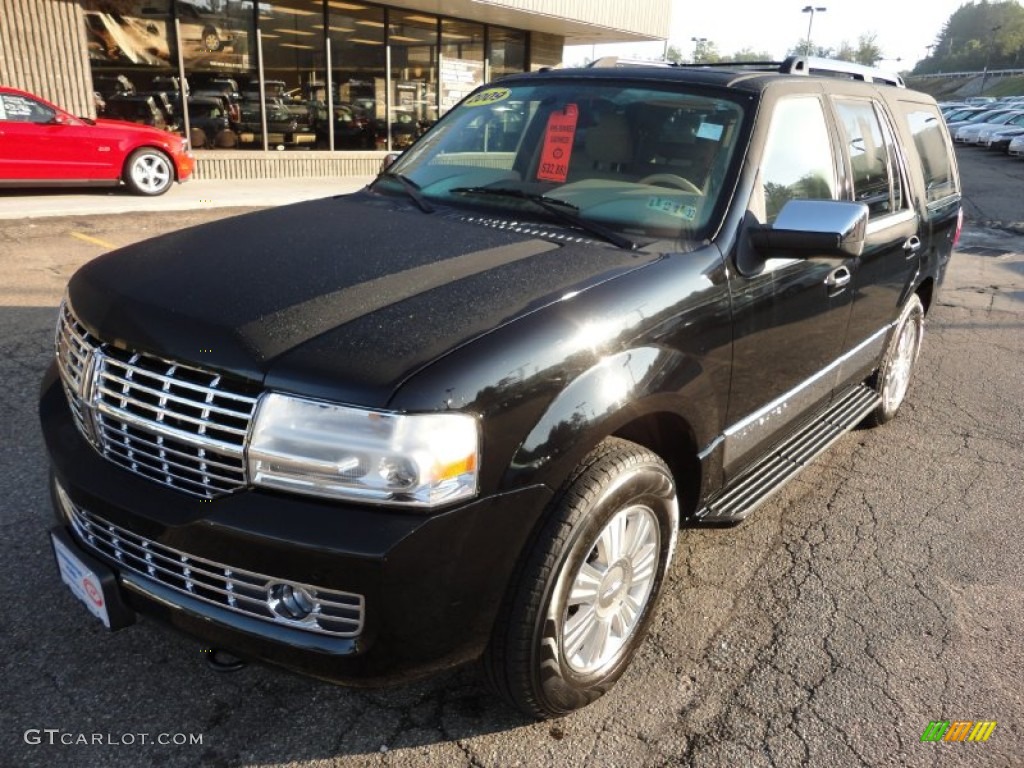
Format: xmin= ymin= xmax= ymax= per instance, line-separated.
xmin=981 ymin=24 xmax=1003 ymax=95
xmin=801 ymin=6 xmax=827 ymax=55
xmin=691 ymin=36 xmax=708 ymax=64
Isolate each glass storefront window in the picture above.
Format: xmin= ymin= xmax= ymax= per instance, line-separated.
xmin=488 ymin=26 xmax=526 ymax=80
xmin=387 ymin=11 xmax=437 ymax=150
xmin=327 ymin=3 xmax=386 ymax=150
xmin=440 ymin=20 xmax=484 ymax=114
xmin=253 ymin=1 xmax=323 ymax=150
xmin=84 ymin=0 xmax=177 ymax=128
xmin=82 ymin=1 xmax=529 ymax=153
xmin=178 ymin=0 xmax=256 ymax=150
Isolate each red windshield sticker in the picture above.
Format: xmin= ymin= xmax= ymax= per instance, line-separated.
xmin=537 ymin=104 xmax=579 ymax=183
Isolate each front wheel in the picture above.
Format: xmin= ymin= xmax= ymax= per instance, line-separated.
xmin=123 ymin=149 xmax=174 ymax=196
xmin=484 ymin=437 xmax=679 ymax=719
xmin=865 ymin=293 xmax=925 ymax=426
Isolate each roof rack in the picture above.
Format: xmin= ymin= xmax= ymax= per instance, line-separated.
xmin=586 ymin=56 xmax=675 ymax=69
xmin=670 ymin=56 xmax=906 ymax=87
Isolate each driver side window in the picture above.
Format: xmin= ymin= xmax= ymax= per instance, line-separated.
xmin=758 ymin=97 xmax=837 ymax=223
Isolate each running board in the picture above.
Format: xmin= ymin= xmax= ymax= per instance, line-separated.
xmin=695 ymin=384 xmax=880 ymax=523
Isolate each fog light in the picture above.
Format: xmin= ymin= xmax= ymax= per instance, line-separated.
xmin=267 ymin=583 xmax=316 ymax=621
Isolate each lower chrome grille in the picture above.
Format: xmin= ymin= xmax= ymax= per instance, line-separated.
xmin=60 ymin=489 xmax=364 ymax=638
xmin=56 ymin=301 xmax=260 ymax=498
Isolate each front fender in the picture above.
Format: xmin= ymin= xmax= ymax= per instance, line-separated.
xmin=504 ymin=346 xmax=706 ymax=491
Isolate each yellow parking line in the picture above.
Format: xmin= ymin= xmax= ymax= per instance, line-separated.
xmin=70 ymin=232 xmax=116 ymax=249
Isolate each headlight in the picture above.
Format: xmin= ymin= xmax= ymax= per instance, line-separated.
xmin=248 ymin=393 xmax=479 ymax=508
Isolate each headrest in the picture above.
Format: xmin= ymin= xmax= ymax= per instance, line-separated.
xmin=585 ymin=113 xmax=633 ymax=165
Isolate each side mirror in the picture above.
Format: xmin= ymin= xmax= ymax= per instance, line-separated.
xmin=379 ymin=151 xmax=401 ymax=173
xmin=749 ymin=199 xmax=869 ymax=258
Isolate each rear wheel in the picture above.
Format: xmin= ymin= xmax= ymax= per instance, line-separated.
xmin=123 ymin=149 xmax=174 ymax=196
xmin=865 ymin=293 xmax=924 ymax=426
xmin=202 ymin=27 xmax=222 ymax=51
xmin=484 ymin=438 xmax=679 ymax=719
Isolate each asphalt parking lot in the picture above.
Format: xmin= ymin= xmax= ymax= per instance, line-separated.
xmin=1 ymin=149 xmax=1022 ymax=767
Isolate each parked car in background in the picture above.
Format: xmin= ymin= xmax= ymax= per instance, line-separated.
xmin=1008 ymin=134 xmax=1024 ymax=157
xmin=190 ymin=89 xmax=240 ymax=124
xmin=186 ymin=96 xmax=238 ymax=149
xmin=100 ymin=93 xmax=168 ymax=131
xmin=0 ymin=86 xmax=193 ymax=195
xmin=93 ymin=73 xmax=135 ymax=101
xmin=139 ymin=90 xmax=179 ymax=130
xmin=976 ymin=114 xmax=1024 ymax=151
xmin=236 ymin=105 xmax=315 ymax=148
xmin=314 ymin=102 xmax=376 ymax=148
xmin=954 ymin=110 xmax=1024 ymax=144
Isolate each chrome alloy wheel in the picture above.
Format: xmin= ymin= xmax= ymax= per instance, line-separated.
xmin=561 ymin=503 xmax=660 ymax=675
xmin=130 ymin=153 xmax=172 ymax=195
xmin=881 ymin=307 xmax=922 ymax=414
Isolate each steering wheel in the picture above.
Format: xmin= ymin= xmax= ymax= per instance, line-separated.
xmin=637 ymin=173 xmax=702 ymax=194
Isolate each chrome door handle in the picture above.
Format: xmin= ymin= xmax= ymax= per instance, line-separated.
xmin=825 ymin=266 xmax=851 ymax=289
xmin=904 ymin=235 xmax=922 ymax=258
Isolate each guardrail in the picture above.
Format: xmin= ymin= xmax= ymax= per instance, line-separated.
xmin=906 ymin=68 xmax=1024 ymax=81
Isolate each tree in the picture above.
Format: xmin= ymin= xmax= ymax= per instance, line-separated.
xmin=692 ymin=38 xmax=721 ymax=64
xmin=788 ymin=40 xmax=834 ymax=58
xmin=855 ymin=33 xmax=884 ymax=66
xmin=724 ymin=47 xmax=775 ymax=62
xmin=665 ymin=45 xmax=684 ymax=64
xmin=834 ymin=40 xmax=857 ymax=63
xmin=914 ymin=0 xmax=1024 ymax=74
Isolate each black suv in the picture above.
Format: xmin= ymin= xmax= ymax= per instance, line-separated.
xmin=41 ymin=57 xmax=961 ymax=719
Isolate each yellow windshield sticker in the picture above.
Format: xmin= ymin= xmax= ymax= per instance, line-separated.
xmin=464 ymin=88 xmax=511 ymax=108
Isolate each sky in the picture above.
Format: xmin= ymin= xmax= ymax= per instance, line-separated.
xmin=564 ymin=0 xmax=978 ymax=71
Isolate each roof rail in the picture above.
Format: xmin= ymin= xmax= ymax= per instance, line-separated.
xmin=781 ymin=56 xmax=905 ymax=87
xmin=586 ymin=56 xmax=675 ymax=69
xmin=671 ymin=56 xmax=905 ymax=87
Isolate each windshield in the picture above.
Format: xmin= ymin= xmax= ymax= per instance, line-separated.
xmin=378 ymin=79 xmax=748 ymax=241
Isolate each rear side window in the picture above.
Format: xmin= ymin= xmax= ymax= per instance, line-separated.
xmin=834 ymin=99 xmax=906 ymax=219
xmin=759 ymin=97 xmax=837 ymax=223
xmin=901 ymin=105 xmax=959 ymax=204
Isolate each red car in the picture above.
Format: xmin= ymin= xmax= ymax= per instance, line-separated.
xmin=0 ymin=86 xmax=194 ymax=196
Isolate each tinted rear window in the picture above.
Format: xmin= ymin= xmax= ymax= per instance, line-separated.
xmin=900 ymin=104 xmax=959 ymax=204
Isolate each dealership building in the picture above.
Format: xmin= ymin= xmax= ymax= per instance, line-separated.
xmin=1 ymin=0 xmax=670 ymax=178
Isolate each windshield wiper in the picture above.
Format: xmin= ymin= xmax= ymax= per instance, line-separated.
xmin=376 ymin=171 xmax=434 ymax=213
xmin=450 ymin=186 xmax=636 ymax=250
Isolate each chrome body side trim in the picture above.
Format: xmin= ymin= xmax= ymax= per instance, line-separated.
xmin=714 ymin=324 xmax=892 ymax=470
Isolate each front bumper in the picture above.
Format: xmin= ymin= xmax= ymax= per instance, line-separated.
xmin=175 ymin=150 xmax=196 ymax=182
xmin=40 ymin=366 xmax=551 ymax=684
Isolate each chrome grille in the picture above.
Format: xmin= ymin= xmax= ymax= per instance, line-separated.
xmin=63 ymin=492 xmax=364 ymax=638
xmin=56 ymin=302 xmax=98 ymax=443
xmin=56 ymin=301 xmax=260 ymax=498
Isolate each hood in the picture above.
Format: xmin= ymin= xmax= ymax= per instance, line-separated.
xmin=69 ymin=192 xmax=658 ymax=407
xmin=94 ymin=118 xmax=173 ymax=138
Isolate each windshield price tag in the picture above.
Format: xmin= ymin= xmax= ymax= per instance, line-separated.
xmin=537 ymin=104 xmax=579 ymax=183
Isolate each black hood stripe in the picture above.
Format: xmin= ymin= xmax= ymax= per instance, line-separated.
xmin=241 ymin=239 xmax=559 ymax=360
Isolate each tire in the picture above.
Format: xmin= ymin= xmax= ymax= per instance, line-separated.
xmin=190 ymin=126 xmax=208 ymax=150
xmin=484 ymin=437 xmax=679 ymax=719
xmin=214 ymin=128 xmax=238 ymax=148
xmin=202 ymin=27 xmax=222 ymax=52
xmin=864 ymin=293 xmax=925 ymax=427
xmin=123 ymin=148 xmax=174 ymax=196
